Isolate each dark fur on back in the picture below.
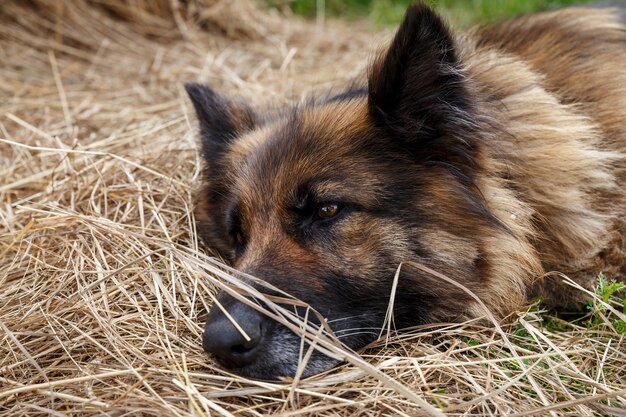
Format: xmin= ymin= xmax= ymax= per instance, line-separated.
xmin=187 ymin=3 xmax=626 ymax=379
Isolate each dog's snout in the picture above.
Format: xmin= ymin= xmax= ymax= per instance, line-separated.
xmin=202 ymin=300 xmax=266 ymax=369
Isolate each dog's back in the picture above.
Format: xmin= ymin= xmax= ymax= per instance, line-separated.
xmin=462 ymin=6 xmax=626 ymax=307
xmin=479 ymin=5 xmax=626 ymax=145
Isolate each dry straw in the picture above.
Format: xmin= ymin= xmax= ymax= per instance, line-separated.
xmin=1 ymin=1 xmax=624 ymax=415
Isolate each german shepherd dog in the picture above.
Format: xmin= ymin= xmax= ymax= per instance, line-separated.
xmin=186 ymin=2 xmax=626 ymax=379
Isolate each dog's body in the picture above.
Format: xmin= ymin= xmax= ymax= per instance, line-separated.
xmin=187 ymin=3 xmax=626 ymax=379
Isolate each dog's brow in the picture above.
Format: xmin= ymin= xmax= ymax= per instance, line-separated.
xmin=309 ymin=180 xmax=347 ymax=198
xmin=305 ymin=179 xmax=381 ymax=207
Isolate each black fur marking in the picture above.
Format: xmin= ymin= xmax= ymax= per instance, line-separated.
xmin=326 ymin=87 xmax=368 ymax=103
xmin=185 ymin=83 xmax=257 ymax=161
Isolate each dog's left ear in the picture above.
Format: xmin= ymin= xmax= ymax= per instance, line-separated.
xmin=368 ymin=3 xmax=472 ymax=140
xmin=185 ymin=83 xmax=257 ymax=162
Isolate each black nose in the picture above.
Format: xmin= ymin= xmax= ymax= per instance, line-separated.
xmin=202 ymin=299 xmax=267 ymax=369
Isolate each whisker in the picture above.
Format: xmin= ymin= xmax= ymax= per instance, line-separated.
xmin=336 ymin=331 xmax=381 ymax=340
xmin=327 ymin=313 xmax=378 ymax=324
xmin=334 ymin=327 xmax=382 ymax=333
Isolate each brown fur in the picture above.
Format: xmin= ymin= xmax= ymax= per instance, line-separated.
xmin=470 ymin=7 xmax=626 ymax=308
xmin=187 ymin=4 xmax=626 ymax=379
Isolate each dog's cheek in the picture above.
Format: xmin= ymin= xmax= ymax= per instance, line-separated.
xmin=321 ymin=214 xmax=481 ymax=325
xmin=302 ymin=216 xmax=415 ymax=327
xmin=419 ymin=230 xmax=481 ymax=271
xmin=326 ymin=215 xmax=414 ymax=285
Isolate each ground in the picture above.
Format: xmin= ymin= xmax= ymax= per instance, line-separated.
xmin=0 ymin=1 xmax=624 ymax=416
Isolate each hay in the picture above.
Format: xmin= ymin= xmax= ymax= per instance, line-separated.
xmin=1 ymin=1 xmax=625 ymax=415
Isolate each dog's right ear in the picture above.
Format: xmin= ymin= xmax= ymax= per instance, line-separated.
xmin=185 ymin=83 xmax=257 ymax=161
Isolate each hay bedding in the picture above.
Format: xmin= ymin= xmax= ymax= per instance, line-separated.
xmin=0 ymin=1 xmax=624 ymax=415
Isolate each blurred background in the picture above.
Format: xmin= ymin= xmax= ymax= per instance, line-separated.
xmin=266 ymin=0 xmax=587 ymax=26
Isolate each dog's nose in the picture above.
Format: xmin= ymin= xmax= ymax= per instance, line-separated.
xmin=202 ymin=300 xmax=266 ymax=369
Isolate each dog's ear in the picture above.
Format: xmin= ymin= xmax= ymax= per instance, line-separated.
xmin=368 ymin=3 xmax=472 ymax=141
xmin=185 ymin=83 xmax=257 ymax=161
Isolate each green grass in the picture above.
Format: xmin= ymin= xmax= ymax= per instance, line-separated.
xmin=586 ymin=274 xmax=626 ymax=334
xmin=527 ymin=274 xmax=626 ymax=337
xmin=266 ymin=0 xmax=587 ymax=27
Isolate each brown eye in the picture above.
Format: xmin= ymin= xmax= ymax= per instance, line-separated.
xmin=316 ymin=202 xmax=340 ymax=219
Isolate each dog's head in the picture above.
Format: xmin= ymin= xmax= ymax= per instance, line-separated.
xmin=187 ymin=4 xmax=501 ymax=379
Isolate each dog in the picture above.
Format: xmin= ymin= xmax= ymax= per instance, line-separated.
xmin=185 ymin=2 xmax=626 ymax=380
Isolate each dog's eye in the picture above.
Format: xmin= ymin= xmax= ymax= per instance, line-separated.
xmin=315 ymin=202 xmax=341 ymax=219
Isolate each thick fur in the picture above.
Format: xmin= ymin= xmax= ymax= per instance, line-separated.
xmin=187 ymin=3 xmax=626 ymax=379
